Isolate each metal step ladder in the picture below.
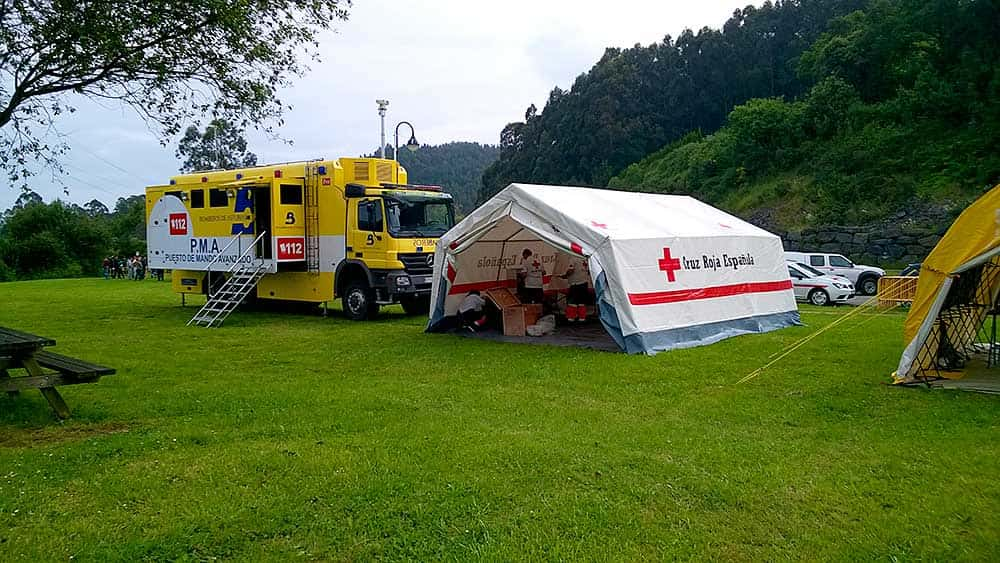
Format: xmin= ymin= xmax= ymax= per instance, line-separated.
xmin=188 ymin=231 xmax=268 ymax=328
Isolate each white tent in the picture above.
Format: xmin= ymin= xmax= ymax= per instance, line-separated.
xmin=427 ymin=184 xmax=800 ymax=354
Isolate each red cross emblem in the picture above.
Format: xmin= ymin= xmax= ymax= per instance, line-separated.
xmin=591 ymin=220 xmax=608 ymax=229
xmin=658 ymin=247 xmax=682 ymax=283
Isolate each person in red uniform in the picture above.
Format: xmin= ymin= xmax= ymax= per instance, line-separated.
xmin=562 ymin=258 xmax=590 ymax=322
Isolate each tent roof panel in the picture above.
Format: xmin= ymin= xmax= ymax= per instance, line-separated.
xmin=499 ymin=184 xmax=778 ymax=241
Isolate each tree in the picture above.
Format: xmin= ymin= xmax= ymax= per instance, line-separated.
xmin=478 ymin=0 xmax=869 ymax=202
xmin=0 ymin=0 xmax=350 ymax=186
xmin=83 ymin=199 xmax=110 ymax=217
xmin=176 ymin=119 xmax=257 ymax=172
xmin=0 ymin=200 xmax=109 ymax=279
xmin=109 ymin=195 xmax=146 ymax=257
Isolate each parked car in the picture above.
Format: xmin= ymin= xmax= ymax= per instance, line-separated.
xmin=786 ymin=261 xmax=855 ymax=306
xmin=784 ymin=252 xmax=885 ymax=296
xmin=900 ymin=263 xmax=921 ymax=277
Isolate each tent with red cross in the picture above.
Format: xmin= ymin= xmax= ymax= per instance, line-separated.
xmin=426 ymin=183 xmax=800 ymax=354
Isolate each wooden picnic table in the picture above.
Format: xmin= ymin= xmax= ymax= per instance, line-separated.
xmin=0 ymin=327 xmax=115 ymax=419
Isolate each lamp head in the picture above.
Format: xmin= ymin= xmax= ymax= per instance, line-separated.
xmin=405 ymin=134 xmax=420 ymax=152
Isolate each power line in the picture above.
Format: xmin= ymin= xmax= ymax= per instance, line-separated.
xmin=72 ymin=142 xmax=145 ymax=176
xmin=61 ymin=161 xmax=137 ymax=193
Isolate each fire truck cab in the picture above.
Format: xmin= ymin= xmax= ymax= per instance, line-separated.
xmin=145 ymin=158 xmax=454 ymax=321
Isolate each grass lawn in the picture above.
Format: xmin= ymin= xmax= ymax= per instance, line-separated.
xmin=1 ymin=278 xmax=999 ymax=561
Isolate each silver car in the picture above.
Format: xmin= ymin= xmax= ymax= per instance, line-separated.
xmin=787 ymin=261 xmax=855 ymax=306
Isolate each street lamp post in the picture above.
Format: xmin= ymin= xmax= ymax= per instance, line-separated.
xmin=376 ymin=99 xmax=389 ymax=158
xmin=394 ymin=121 xmax=419 ymax=162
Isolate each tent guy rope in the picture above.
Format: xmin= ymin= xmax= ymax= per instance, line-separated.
xmin=739 ymin=297 xmax=879 ymax=385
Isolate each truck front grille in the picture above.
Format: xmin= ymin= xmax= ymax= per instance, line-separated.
xmin=398 ymin=253 xmax=434 ymax=275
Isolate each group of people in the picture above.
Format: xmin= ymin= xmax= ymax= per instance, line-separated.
xmin=458 ymin=248 xmax=592 ymax=332
xmin=103 ymin=254 xmax=164 ymax=281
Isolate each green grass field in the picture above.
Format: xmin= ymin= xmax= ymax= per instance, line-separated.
xmin=1 ymin=279 xmax=999 ymax=560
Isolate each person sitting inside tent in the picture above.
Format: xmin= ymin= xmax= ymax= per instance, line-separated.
xmin=562 ymin=258 xmax=590 ymax=322
xmin=518 ymin=249 xmax=546 ymax=304
xmin=458 ymin=290 xmax=488 ymax=332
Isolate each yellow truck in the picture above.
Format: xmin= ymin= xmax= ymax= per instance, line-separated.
xmin=145 ymin=158 xmax=454 ymax=325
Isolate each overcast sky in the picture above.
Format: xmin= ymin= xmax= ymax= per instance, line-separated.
xmin=3 ymin=0 xmax=756 ymax=210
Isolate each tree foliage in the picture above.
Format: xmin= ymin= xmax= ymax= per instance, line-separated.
xmin=0 ymin=0 xmax=350 ymax=186
xmin=0 ymin=191 xmax=145 ymax=280
xmin=177 ymin=119 xmax=257 ymax=173
xmin=610 ymin=0 xmax=1000 ymax=227
xmin=479 ymin=0 xmax=867 ymax=202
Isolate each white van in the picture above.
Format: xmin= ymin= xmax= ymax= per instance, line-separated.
xmin=785 ymin=252 xmax=885 ymax=296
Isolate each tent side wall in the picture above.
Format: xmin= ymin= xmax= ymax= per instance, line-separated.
xmin=599 ymin=234 xmax=799 ymax=354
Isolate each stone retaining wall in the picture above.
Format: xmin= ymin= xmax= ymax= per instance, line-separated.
xmin=768 ymin=207 xmax=958 ymax=267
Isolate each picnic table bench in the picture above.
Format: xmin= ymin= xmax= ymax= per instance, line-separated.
xmin=0 ymin=327 xmax=115 ymax=419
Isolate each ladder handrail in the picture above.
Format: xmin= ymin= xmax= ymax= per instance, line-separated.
xmin=206 ymin=233 xmax=247 ymax=299
xmin=205 ymin=232 xmax=246 ymax=274
xmin=227 ymin=230 xmax=268 ymax=274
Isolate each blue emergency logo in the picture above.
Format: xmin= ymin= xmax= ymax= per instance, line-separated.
xmin=230 ymin=188 xmax=255 ymax=235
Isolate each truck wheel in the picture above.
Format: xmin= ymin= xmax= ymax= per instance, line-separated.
xmin=400 ymin=295 xmax=431 ymax=316
xmin=859 ymin=275 xmax=879 ymax=296
xmin=808 ymin=288 xmax=830 ymax=306
xmin=343 ymin=282 xmax=379 ymax=321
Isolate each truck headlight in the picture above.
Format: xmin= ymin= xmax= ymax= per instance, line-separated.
xmin=395 ymin=276 xmax=411 ymax=287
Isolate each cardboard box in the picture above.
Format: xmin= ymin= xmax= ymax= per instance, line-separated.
xmin=502 ymin=307 xmax=526 ymax=336
xmin=523 ymin=303 xmax=543 ymax=327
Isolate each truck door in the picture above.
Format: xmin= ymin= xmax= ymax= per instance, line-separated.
xmin=347 ymin=198 xmax=389 ymax=269
xmin=251 ymin=186 xmax=272 ymax=259
xmin=272 ymin=180 xmax=306 ymax=262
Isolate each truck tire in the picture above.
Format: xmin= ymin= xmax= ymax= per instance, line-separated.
xmin=400 ymin=295 xmax=431 ymax=316
xmin=859 ymin=275 xmax=879 ymax=296
xmin=343 ymin=281 xmax=379 ymax=321
xmin=808 ymin=288 xmax=830 ymax=306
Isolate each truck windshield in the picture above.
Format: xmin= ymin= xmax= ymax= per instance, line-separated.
xmin=383 ymin=194 xmax=455 ymax=238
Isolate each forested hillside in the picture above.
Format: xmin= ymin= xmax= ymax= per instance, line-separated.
xmin=372 ymin=142 xmax=499 ymax=214
xmin=480 ymin=0 xmax=867 ymax=202
xmin=611 ymin=0 xmax=1000 ymax=229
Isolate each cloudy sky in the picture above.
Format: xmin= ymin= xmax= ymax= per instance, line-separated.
xmin=4 ymin=0 xmax=755 ymax=210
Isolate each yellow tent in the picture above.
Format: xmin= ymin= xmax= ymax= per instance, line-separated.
xmin=894 ymin=184 xmax=1000 ymax=383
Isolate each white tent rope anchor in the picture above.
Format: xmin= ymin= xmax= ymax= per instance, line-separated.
xmin=740 ymin=297 xmax=880 ymax=385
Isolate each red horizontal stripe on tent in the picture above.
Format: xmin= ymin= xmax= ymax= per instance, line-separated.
xmin=628 ymin=280 xmax=793 ymax=306
xmin=448 ymin=275 xmax=559 ymax=296
xmin=449 ymin=279 xmax=517 ymax=295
